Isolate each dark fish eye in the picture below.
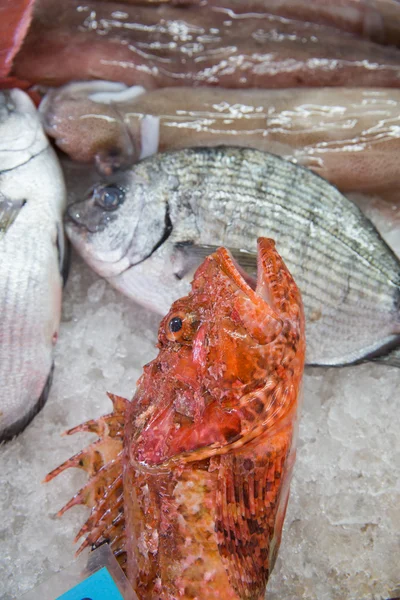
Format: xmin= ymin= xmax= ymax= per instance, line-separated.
xmin=169 ymin=316 xmax=183 ymax=333
xmin=93 ymin=184 xmax=125 ymax=211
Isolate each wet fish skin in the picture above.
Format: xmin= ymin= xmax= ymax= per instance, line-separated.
xmin=43 ymin=82 xmax=400 ymax=196
xmin=0 ymin=89 xmax=66 ymax=441
xmin=45 ymin=238 xmax=305 ymax=598
xmin=98 ymin=0 xmax=400 ymax=46
xmin=206 ymin=0 xmax=400 ymax=46
xmin=13 ymin=0 xmax=400 ymax=89
xmin=0 ymin=0 xmax=35 ymax=79
xmin=65 ymin=146 xmax=400 ymax=367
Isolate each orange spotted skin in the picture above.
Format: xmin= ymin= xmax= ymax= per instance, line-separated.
xmin=46 ymin=238 xmax=305 ymax=600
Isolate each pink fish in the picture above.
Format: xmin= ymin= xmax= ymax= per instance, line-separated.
xmin=97 ymin=0 xmax=400 ymax=46
xmin=42 ymin=83 xmax=400 ymax=195
xmin=13 ymin=0 xmax=400 ymax=89
xmin=0 ymin=0 xmax=35 ymax=79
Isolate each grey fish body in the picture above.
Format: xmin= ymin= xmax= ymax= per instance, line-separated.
xmin=0 ymin=89 xmax=66 ymax=441
xmin=66 ymin=147 xmax=400 ymax=366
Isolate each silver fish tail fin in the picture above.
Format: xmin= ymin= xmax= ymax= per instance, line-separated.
xmin=372 ymin=345 xmax=400 ymax=368
xmin=0 ymin=365 xmax=53 ymax=442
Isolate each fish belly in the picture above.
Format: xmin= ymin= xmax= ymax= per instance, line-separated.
xmin=124 ymin=430 xmax=295 ymax=599
xmin=0 ymin=224 xmax=61 ymax=439
xmin=124 ymin=465 xmax=239 ymax=599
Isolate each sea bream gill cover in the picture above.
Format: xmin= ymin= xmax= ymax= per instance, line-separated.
xmin=45 ymin=238 xmax=306 ymax=600
xmin=0 ymin=89 xmax=66 ymax=441
xmin=65 ymin=146 xmax=400 ymax=368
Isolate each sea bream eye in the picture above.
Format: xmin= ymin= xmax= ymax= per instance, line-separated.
xmin=93 ymin=184 xmax=125 ymax=211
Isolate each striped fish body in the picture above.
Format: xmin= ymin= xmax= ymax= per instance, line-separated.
xmin=66 ymin=147 xmax=400 ymax=366
xmin=0 ymin=89 xmax=66 ymax=440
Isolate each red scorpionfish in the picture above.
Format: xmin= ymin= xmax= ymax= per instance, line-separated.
xmin=46 ymin=237 xmax=305 ymax=600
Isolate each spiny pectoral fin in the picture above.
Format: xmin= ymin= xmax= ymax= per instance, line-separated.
xmin=0 ymin=195 xmax=25 ymax=239
xmin=215 ymin=438 xmax=291 ymax=600
xmin=44 ymin=393 xmax=129 ymax=567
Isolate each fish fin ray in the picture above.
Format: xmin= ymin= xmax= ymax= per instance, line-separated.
xmin=174 ymin=242 xmax=257 ymax=280
xmin=56 ymin=458 xmax=122 ymax=515
xmin=0 ymin=196 xmax=26 ymax=239
xmin=45 ymin=394 xmax=129 ymax=568
xmin=44 ymin=438 xmax=123 ymax=480
xmin=215 ymin=433 xmax=292 ymax=599
xmin=74 ymin=475 xmax=123 ymax=541
xmin=65 ymin=413 xmax=125 ymax=439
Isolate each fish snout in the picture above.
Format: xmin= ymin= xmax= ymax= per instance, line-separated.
xmin=66 ymin=200 xmax=101 ymax=234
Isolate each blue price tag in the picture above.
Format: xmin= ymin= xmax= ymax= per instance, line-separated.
xmin=56 ymin=567 xmax=124 ymax=600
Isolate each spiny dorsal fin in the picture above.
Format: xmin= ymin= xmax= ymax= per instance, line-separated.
xmin=44 ymin=394 xmax=130 ymax=570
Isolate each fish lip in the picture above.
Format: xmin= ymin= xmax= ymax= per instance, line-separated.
xmin=64 ymin=215 xmax=111 ymax=274
xmin=65 ymin=199 xmax=173 ymax=278
xmin=215 ymin=247 xmax=258 ymax=294
xmin=64 ymin=197 xmax=136 ymax=278
xmin=65 ymin=200 xmax=113 ymax=234
xmin=64 ymin=216 xmax=127 ymax=276
xmin=214 ymin=238 xmax=275 ymax=309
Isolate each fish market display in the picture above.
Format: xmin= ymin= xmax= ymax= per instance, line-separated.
xmin=43 ymin=82 xmax=400 ymax=195
xmin=65 ymin=146 xmax=400 ymax=368
xmin=45 ymin=237 xmax=306 ymax=599
xmin=1 ymin=245 xmax=397 ymax=599
xmin=13 ymin=0 xmax=400 ymax=89
xmin=0 ymin=89 xmax=66 ymax=441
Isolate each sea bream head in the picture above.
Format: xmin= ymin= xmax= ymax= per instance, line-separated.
xmin=0 ymin=89 xmax=66 ymax=441
xmin=65 ymin=146 xmax=400 ymax=367
xmin=46 ymin=238 xmax=305 ymax=598
xmin=65 ymin=158 xmax=188 ymax=313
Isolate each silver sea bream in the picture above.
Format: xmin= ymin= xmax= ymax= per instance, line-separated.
xmin=65 ymin=147 xmax=400 ymax=367
xmin=0 ymin=89 xmax=66 ymax=441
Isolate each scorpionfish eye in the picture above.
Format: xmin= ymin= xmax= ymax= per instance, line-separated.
xmin=165 ymin=311 xmax=197 ymax=343
xmin=169 ymin=316 xmax=183 ymax=333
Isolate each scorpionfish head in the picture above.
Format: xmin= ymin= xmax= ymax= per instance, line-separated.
xmin=126 ymin=237 xmax=305 ymax=467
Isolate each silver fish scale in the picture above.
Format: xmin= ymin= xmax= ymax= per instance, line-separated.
xmin=0 ymin=88 xmax=66 ymax=439
xmin=0 ymin=215 xmax=60 ymax=434
xmin=160 ymin=147 xmax=400 ymax=365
